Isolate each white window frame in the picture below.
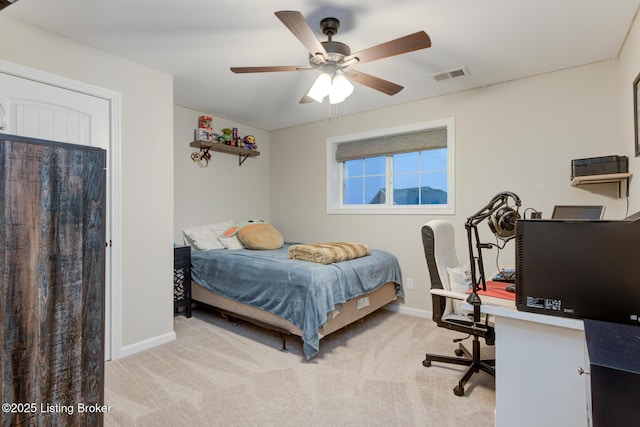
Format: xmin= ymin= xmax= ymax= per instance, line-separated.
xmin=326 ymin=118 xmax=455 ymax=215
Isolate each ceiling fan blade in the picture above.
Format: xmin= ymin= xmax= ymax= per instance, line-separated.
xmin=230 ymin=65 xmax=313 ymax=73
xmin=344 ymin=31 xmax=431 ymax=65
xmin=275 ymin=11 xmax=329 ymax=61
xmin=343 ymin=70 xmax=404 ymax=96
xmin=299 ymin=94 xmax=315 ymax=104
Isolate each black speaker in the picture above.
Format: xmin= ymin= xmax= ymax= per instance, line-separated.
xmin=571 ymin=155 xmax=628 ymax=178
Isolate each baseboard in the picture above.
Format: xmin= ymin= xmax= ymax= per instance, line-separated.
xmin=113 ymin=305 xmax=428 ymax=360
xmin=115 ymin=331 xmax=176 ymax=360
xmin=384 ymin=302 xmax=432 ymax=319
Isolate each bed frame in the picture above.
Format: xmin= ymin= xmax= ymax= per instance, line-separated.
xmin=191 ymin=279 xmax=399 ymax=352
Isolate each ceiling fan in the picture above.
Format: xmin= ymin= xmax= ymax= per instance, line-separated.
xmin=230 ymin=10 xmax=431 ymax=104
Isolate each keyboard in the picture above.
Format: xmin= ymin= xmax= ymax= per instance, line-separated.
xmin=492 ymin=269 xmax=516 ymax=283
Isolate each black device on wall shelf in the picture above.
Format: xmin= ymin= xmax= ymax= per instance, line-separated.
xmin=571 ymin=155 xmax=628 ymax=178
xmin=570 ymin=155 xmax=631 ymax=198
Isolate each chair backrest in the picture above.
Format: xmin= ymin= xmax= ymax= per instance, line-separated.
xmin=421 ymin=220 xmax=460 ymax=323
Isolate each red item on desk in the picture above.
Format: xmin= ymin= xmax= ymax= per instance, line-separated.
xmin=468 ymin=280 xmax=516 ymax=301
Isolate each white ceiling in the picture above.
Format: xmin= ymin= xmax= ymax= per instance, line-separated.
xmin=5 ymin=0 xmax=640 ymax=131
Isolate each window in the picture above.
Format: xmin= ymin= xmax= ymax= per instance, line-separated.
xmin=327 ymin=118 xmax=455 ymax=214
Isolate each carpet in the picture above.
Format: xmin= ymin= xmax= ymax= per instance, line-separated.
xmin=104 ymin=309 xmax=495 ymax=426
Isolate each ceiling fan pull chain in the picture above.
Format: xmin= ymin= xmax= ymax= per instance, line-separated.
xmin=329 ymin=102 xmax=339 ymax=123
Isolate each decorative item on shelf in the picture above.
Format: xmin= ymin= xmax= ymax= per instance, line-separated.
xmin=218 ymin=128 xmax=234 ymax=145
xmin=243 ymin=135 xmax=257 ymax=151
xmin=191 ymin=149 xmax=211 ymax=168
xmin=232 ymin=127 xmax=239 ymax=147
xmin=195 ymin=128 xmax=216 ymax=143
xmin=199 ymin=115 xmax=213 ymax=130
xmin=192 ymin=125 xmax=216 ymax=167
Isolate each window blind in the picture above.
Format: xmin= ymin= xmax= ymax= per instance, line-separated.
xmin=335 ymin=127 xmax=447 ymax=162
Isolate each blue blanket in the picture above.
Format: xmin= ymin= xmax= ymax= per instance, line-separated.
xmin=191 ymin=244 xmax=403 ymax=359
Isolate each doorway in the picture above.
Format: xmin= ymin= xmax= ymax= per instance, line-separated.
xmin=0 ymin=60 xmax=121 ymax=360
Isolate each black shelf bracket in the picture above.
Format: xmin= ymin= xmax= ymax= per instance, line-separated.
xmin=239 ymin=153 xmax=250 ymax=166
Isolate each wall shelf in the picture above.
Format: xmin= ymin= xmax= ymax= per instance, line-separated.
xmin=571 ymin=172 xmax=632 ymax=198
xmin=190 ymin=140 xmax=260 ymax=166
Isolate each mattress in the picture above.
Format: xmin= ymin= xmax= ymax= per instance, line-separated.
xmin=190 ymin=243 xmax=403 ymax=358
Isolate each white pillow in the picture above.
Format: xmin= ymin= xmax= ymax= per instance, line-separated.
xmin=211 ymin=219 xmax=245 ymax=250
xmin=446 ymin=263 xmax=472 ymax=315
xmin=183 ymin=224 xmax=225 ymax=250
xmin=210 ymin=219 xmax=234 ymax=236
xmin=217 ymin=235 xmax=245 ymax=250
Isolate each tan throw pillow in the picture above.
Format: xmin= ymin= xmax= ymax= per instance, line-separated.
xmin=237 ymin=223 xmax=284 ymax=250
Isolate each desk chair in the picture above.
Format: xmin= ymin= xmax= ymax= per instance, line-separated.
xmin=421 ymin=220 xmax=495 ymax=396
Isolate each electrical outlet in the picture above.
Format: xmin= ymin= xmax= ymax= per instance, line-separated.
xmin=406 ymin=278 xmax=414 ymax=289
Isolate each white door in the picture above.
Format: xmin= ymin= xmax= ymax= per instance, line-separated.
xmin=0 ymin=71 xmax=113 ymax=360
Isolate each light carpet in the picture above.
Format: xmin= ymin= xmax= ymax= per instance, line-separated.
xmin=104 ymin=309 xmax=495 ymax=426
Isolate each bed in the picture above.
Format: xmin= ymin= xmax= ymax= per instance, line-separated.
xmin=190 ymin=243 xmax=403 ymax=359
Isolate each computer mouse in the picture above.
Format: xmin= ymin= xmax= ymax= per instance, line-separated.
xmin=505 ymin=285 xmax=516 ymax=293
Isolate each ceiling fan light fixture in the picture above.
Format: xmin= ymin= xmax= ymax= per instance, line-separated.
xmin=328 ymin=74 xmax=354 ymax=104
xmin=307 ymin=72 xmax=332 ymax=103
xmin=307 ymin=72 xmax=354 ymax=104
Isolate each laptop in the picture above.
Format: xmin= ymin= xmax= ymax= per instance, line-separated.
xmin=551 ymin=205 xmax=605 ymax=220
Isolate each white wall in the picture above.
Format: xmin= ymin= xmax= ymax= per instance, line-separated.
xmin=271 ymin=60 xmax=623 ymax=313
xmin=618 ymin=13 xmax=640 ymax=211
xmin=0 ymin=16 xmax=175 ymax=355
xmin=173 ymin=105 xmax=271 ymax=241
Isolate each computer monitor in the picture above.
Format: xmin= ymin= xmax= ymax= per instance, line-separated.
xmin=551 ymin=205 xmax=605 ymax=220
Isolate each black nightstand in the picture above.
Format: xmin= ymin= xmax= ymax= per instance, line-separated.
xmin=174 ymin=245 xmax=192 ymax=318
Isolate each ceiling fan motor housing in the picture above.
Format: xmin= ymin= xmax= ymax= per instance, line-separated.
xmin=308 ymin=17 xmax=351 ymax=66
xmin=309 ymin=40 xmax=351 ymax=66
xmin=320 ymin=17 xmax=340 ymax=37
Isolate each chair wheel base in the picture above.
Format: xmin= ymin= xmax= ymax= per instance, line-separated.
xmin=422 ymin=359 xmax=431 ymax=367
xmin=455 ymin=348 xmax=464 ymax=357
xmin=454 ymin=385 xmax=465 ymax=396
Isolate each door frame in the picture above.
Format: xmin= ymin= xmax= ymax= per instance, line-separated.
xmin=0 ymin=59 xmax=122 ymax=360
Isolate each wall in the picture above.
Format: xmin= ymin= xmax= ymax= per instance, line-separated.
xmin=271 ymin=60 xmax=622 ymax=314
xmin=173 ymin=105 xmax=271 ymax=242
xmin=618 ymin=12 xmax=640 ymax=211
xmin=0 ymin=16 xmax=175 ymax=355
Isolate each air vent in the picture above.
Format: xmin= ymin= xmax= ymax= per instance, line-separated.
xmin=431 ymin=67 xmax=470 ymax=82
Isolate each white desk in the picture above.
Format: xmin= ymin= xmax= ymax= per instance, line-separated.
xmin=464 ymin=295 xmax=591 ymax=427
